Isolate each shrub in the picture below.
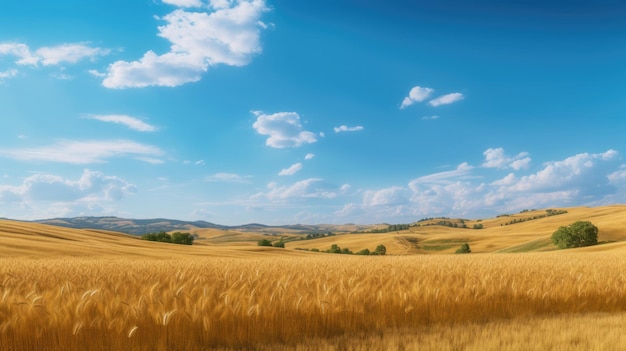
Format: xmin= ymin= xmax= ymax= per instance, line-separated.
xmin=551 ymin=221 xmax=598 ymax=249
xmin=355 ymin=248 xmax=370 ymax=255
xmin=455 ymin=243 xmax=471 ymax=254
xmin=272 ymin=240 xmax=285 ymax=248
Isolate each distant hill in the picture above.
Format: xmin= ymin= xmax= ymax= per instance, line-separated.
xmin=35 ymin=216 xmax=227 ymax=235
xmin=33 ymin=216 xmax=382 ymax=235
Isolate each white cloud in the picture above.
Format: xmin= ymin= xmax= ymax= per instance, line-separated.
xmin=496 ymin=150 xmax=618 ymax=194
xmin=205 ymin=173 xmax=251 ymax=183
xmin=305 ymin=153 xmax=315 ymax=160
xmin=334 ymin=125 xmax=364 ymax=133
xmin=35 ymin=44 xmax=110 ymax=66
xmin=428 ymin=93 xmax=464 ymax=107
xmin=336 ymin=149 xmax=623 ymax=222
xmin=136 ymin=157 xmax=166 ymax=165
xmin=279 ymin=163 xmax=302 ymax=176
xmin=252 ymin=111 xmax=317 ymax=148
xmin=162 ymin=0 xmax=203 ymax=7
xmin=421 ymin=115 xmax=440 ymax=120
xmin=88 ymin=69 xmax=106 ymax=78
xmin=0 ymin=69 xmax=18 ymax=80
xmin=0 ymin=42 xmax=109 ymax=67
xmin=400 ymin=86 xmax=434 ymax=109
xmin=86 ymin=114 xmax=158 ymax=132
xmin=103 ymin=0 xmax=269 ymax=88
xmin=0 ymin=140 xmax=163 ymax=164
xmin=409 ymin=163 xmax=473 ymax=186
xmin=0 ymin=42 xmax=37 ymax=65
xmin=483 ymin=148 xmax=531 ymax=170
xmin=254 ymin=178 xmax=339 ymax=201
xmin=363 ymin=186 xmax=409 ymax=207
xmin=195 ymin=160 xmax=205 ymax=165
xmin=0 ymin=169 xmax=136 ymax=204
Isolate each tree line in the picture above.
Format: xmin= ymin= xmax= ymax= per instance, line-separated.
xmin=141 ymin=231 xmax=195 ymax=245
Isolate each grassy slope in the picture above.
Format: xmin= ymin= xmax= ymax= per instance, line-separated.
xmin=1 ymin=205 xmax=625 ymax=257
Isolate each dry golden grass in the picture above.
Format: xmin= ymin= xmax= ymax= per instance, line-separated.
xmin=1 ymin=252 xmax=626 ymax=350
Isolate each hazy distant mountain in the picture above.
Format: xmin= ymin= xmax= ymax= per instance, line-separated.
xmin=35 ymin=216 xmax=227 ymax=235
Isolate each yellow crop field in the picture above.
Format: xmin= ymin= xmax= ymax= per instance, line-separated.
xmin=1 ymin=205 xmax=626 ymax=350
xmin=2 ymin=252 xmax=626 ymax=350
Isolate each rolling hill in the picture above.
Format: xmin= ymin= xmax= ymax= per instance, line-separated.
xmin=1 ymin=205 xmax=625 ymax=257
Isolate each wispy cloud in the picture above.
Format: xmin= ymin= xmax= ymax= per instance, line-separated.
xmin=279 ymin=163 xmax=303 ymax=176
xmin=400 ymin=86 xmax=434 ymax=109
xmin=421 ymin=115 xmax=440 ymax=120
xmin=254 ymin=178 xmax=339 ymax=200
xmin=162 ymin=0 xmax=203 ymax=7
xmin=305 ymin=153 xmax=315 ymax=160
xmin=428 ymin=93 xmax=464 ymax=107
xmin=86 ymin=114 xmax=158 ymax=132
xmin=334 ymin=125 xmax=364 ymax=133
xmin=205 ymin=173 xmax=251 ymax=183
xmin=252 ymin=111 xmax=317 ymax=148
xmin=0 ymin=140 xmax=163 ymax=164
xmin=409 ymin=162 xmax=473 ymax=185
xmin=0 ymin=42 xmax=110 ymax=67
xmin=103 ymin=0 xmax=269 ymax=88
xmin=0 ymin=69 xmax=18 ymax=80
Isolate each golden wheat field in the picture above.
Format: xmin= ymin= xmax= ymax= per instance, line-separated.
xmin=1 ymin=205 xmax=626 ymax=350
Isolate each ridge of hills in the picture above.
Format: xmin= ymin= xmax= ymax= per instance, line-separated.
xmin=33 ymin=216 xmax=383 ymax=235
xmin=1 ymin=205 xmax=625 ymax=258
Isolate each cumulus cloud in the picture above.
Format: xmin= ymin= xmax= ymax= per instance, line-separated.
xmin=336 ymin=149 xmax=623 ymax=222
xmin=252 ymin=111 xmax=317 ymax=148
xmin=400 ymin=86 xmax=434 ymax=109
xmin=279 ymin=163 xmax=302 ymax=176
xmin=0 ymin=42 xmax=109 ymax=67
xmin=428 ymin=93 xmax=464 ymax=107
xmin=334 ymin=125 xmax=364 ymax=133
xmin=483 ymin=148 xmax=531 ymax=170
xmin=0 ymin=140 xmax=163 ymax=164
xmin=86 ymin=115 xmax=158 ymax=132
xmin=305 ymin=153 xmax=315 ymax=160
xmin=0 ymin=169 xmax=136 ymax=205
xmin=103 ymin=0 xmax=269 ymax=88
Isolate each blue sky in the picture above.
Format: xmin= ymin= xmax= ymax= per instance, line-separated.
xmin=1 ymin=0 xmax=625 ymax=225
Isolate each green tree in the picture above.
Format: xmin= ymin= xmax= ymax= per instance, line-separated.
xmin=327 ymin=244 xmax=342 ymax=254
xmin=171 ymin=232 xmax=194 ymax=245
xmin=551 ymin=221 xmax=598 ymax=249
xmin=455 ymin=243 xmax=471 ymax=254
xmin=373 ymin=244 xmax=387 ymax=255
